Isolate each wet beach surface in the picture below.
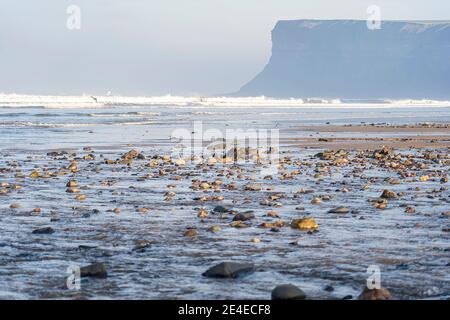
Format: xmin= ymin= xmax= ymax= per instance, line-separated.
xmin=0 ymin=104 xmax=449 ymax=299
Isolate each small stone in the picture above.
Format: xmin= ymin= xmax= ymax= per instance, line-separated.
xmin=375 ymin=202 xmax=387 ymax=210
xmin=113 ymin=208 xmax=121 ymax=214
xmin=380 ymin=190 xmax=397 ymax=199
xmin=273 ymin=220 xmax=285 ymax=228
xmin=244 ymin=184 xmax=262 ymax=191
xmin=259 ymin=222 xmax=275 ymax=229
xmin=200 ymin=182 xmax=210 ymax=189
xmin=184 ymin=229 xmax=198 ymax=237
xmin=358 ymin=286 xmax=392 ymax=300
xmin=372 ymin=146 xmax=393 ymax=159
xmin=165 ymin=191 xmax=178 ymax=200
xmin=233 ymin=212 xmax=255 ymax=221
xmin=137 ymin=207 xmax=149 ymax=214
xmin=311 ymin=197 xmax=322 ymax=204
xmin=66 ymin=180 xmax=78 ymax=187
xmin=122 ymin=149 xmax=138 ymax=160
xmin=197 ymin=210 xmax=209 ymax=218
xmin=132 ymin=240 xmax=153 ymax=251
xmin=68 ymin=161 xmax=79 ymax=172
xmin=75 ymin=195 xmax=86 ymax=201
xmin=29 ymin=171 xmax=40 ymax=179
xmin=251 ymin=238 xmax=260 ymax=243
xmin=290 ymin=218 xmax=318 ymax=230
xmin=267 ymin=211 xmax=279 ymax=218
xmin=271 ymin=284 xmax=306 ymax=300
xmin=202 ymin=262 xmax=254 ymax=278
xmin=333 ymin=158 xmax=348 ymax=165
xmin=405 ymin=207 xmax=415 ymax=214
xmin=328 ymin=207 xmax=349 ymax=214
xmin=83 ymin=154 xmax=95 ymax=161
xmin=33 ymin=207 xmax=41 ymax=213
xmin=213 ymin=206 xmax=230 ymax=213
xmin=10 ymin=203 xmax=21 ymax=209
xmin=231 ymin=221 xmax=250 ymax=228
xmin=173 ymin=158 xmax=186 ymax=166
xmin=32 ymin=227 xmax=54 ymax=234
xmin=80 ymin=262 xmax=108 ymax=278
xmin=209 ymin=226 xmax=221 ymax=233
xmin=324 ymin=285 xmax=334 ymax=292
xmin=419 ymin=175 xmax=429 ymax=182
xmin=228 ymin=183 xmax=238 ymax=190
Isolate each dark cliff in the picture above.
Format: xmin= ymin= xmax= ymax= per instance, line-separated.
xmin=237 ymin=20 xmax=450 ymax=99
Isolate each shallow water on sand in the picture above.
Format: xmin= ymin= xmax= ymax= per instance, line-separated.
xmin=1 ymin=105 xmax=450 ymax=151
xmin=0 ymin=104 xmax=449 ymax=299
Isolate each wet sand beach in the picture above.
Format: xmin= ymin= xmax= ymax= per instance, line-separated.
xmin=0 ymin=104 xmax=449 ymax=300
xmin=284 ymin=123 xmax=450 ymax=149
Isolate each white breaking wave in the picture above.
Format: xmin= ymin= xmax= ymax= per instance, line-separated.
xmin=0 ymin=120 xmax=154 ymax=128
xmin=87 ymin=112 xmax=161 ymax=118
xmin=0 ymin=94 xmax=193 ymax=108
xmin=383 ymin=99 xmax=450 ymax=105
xmin=0 ymin=93 xmax=449 ymax=108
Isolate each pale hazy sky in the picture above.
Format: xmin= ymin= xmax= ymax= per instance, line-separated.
xmin=1 ymin=0 xmax=449 ymax=96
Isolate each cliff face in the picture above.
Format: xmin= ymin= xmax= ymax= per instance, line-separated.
xmin=237 ymin=20 xmax=450 ymax=99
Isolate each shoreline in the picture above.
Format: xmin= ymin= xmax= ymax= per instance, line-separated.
xmin=283 ymin=123 xmax=450 ymax=150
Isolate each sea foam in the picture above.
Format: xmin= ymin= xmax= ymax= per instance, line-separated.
xmin=0 ymin=94 xmax=449 ymax=109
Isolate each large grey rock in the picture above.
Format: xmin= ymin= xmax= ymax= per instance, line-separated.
xmin=271 ymin=284 xmax=306 ymax=300
xmin=202 ymin=262 xmax=254 ymax=278
xmin=80 ymin=262 xmax=108 ymax=278
xmin=32 ymin=227 xmax=54 ymax=234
